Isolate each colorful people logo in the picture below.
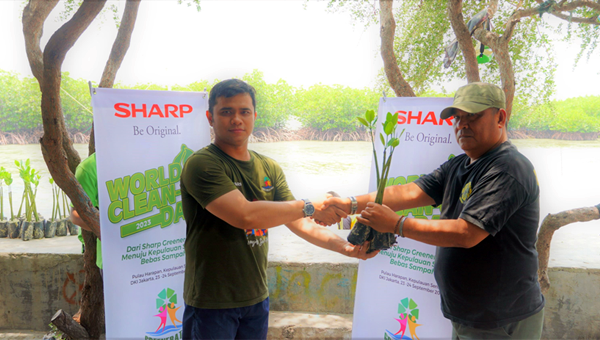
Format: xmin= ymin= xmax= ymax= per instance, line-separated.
xmin=146 ymin=288 xmax=182 ymax=336
xmin=262 ymin=176 xmax=272 ymax=190
xmin=384 ymin=297 xmax=422 ymax=340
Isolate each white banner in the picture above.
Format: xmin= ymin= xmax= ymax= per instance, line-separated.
xmin=352 ymin=97 xmax=461 ymax=340
xmin=92 ymin=88 xmax=210 ymax=339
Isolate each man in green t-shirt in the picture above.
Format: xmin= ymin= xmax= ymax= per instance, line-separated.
xmin=70 ymin=153 xmax=103 ymax=272
xmin=181 ymin=79 xmax=376 ymax=339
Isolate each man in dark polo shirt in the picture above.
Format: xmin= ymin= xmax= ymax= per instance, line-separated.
xmin=325 ymin=82 xmax=545 ymax=339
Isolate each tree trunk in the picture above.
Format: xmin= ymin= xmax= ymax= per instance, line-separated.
xmin=492 ymin=39 xmax=515 ymax=119
xmin=22 ymin=0 xmax=60 ymax=88
xmin=447 ymin=0 xmax=480 ymax=83
xmin=79 ymin=229 xmax=105 ymax=338
xmin=536 ymin=205 xmax=600 ymax=295
xmin=23 ymin=1 xmax=107 ymax=338
xmin=80 ymin=0 xmax=141 ymax=335
xmin=378 ymin=0 xmax=415 ymax=97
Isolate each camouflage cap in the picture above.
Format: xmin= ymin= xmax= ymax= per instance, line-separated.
xmin=440 ymin=82 xmax=506 ymax=119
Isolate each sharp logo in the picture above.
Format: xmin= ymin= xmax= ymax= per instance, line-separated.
xmin=396 ymin=110 xmax=453 ymax=126
xmin=114 ymin=103 xmax=193 ymax=118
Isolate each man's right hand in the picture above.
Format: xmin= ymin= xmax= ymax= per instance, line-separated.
xmin=310 ymin=198 xmax=350 ymax=226
xmin=311 ymin=199 xmax=348 ymax=226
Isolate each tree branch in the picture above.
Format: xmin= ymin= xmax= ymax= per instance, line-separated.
xmin=99 ymin=0 xmax=141 ymax=88
xmin=520 ymin=0 xmax=599 ymax=26
xmin=90 ymin=0 xmax=141 ymax=156
xmin=51 ymin=309 xmax=90 ymax=340
xmin=536 ymin=205 xmax=600 ymax=295
xmin=379 ymin=0 xmax=415 ymax=97
xmin=22 ymin=0 xmax=60 ymax=87
xmin=39 ymin=0 xmax=106 ymax=242
xmin=448 ymin=0 xmax=480 ymax=83
xmin=80 ymin=2 xmax=141 ymax=335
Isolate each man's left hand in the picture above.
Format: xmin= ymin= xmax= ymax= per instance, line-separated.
xmin=340 ymin=241 xmax=379 ymax=260
xmin=356 ymin=202 xmax=398 ymax=234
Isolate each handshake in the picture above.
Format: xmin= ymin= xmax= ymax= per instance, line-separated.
xmin=309 ymin=195 xmax=353 ymax=227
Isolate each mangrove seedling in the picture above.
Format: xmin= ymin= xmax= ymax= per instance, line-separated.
xmin=0 ymin=167 xmax=15 ymax=220
xmin=15 ymin=159 xmax=41 ymax=222
xmin=0 ymin=167 xmax=6 ymax=221
xmin=4 ymin=171 xmax=14 ymax=221
xmin=349 ymin=109 xmax=404 ymax=252
xmin=50 ymin=178 xmax=60 ymax=221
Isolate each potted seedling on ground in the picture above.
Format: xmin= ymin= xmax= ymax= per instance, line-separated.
xmin=30 ymin=169 xmax=44 ymax=239
xmin=348 ymin=109 xmax=404 ymax=253
xmin=0 ymin=167 xmax=8 ymax=237
xmin=45 ymin=178 xmax=59 ymax=238
xmin=1 ymin=169 xmax=19 ymax=238
xmin=53 ymin=179 xmax=68 ymax=237
xmin=16 ymin=159 xmax=44 ymax=241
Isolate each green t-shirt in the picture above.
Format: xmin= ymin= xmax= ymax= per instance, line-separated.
xmin=75 ymin=153 xmax=102 ymax=269
xmin=181 ymin=144 xmax=294 ymax=309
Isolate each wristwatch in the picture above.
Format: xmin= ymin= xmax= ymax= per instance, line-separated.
xmin=301 ymin=199 xmax=315 ymax=217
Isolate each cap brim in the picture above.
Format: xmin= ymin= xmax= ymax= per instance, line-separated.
xmin=440 ymin=102 xmax=493 ymax=119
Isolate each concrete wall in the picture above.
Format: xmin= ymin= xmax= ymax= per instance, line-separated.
xmin=267 ymin=262 xmax=357 ymax=315
xmin=542 ymin=268 xmax=600 ymax=339
xmin=0 ymin=253 xmax=83 ymax=332
xmin=1 ymin=252 xmax=599 ymax=339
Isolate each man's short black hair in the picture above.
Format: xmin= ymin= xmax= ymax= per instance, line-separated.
xmin=208 ymin=79 xmax=257 ymax=114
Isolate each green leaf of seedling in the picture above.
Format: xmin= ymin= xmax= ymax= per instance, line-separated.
xmin=390 ymin=138 xmax=400 ymax=147
xmin=49 ymin=178 xmax=54 ymax=185
xmin=357 ymin=117 xmax=369 ymax=127
xmin=379 ymin=133 xmax=385 ymax=146
xmin=386 ymin=111 xmax=393 ymax=122
xmin=398 ymin=128 xmax=405 ymax=138
xmin=14 ymin=160 xmax=19 ymax=167
xmin=365 ymin=109 xmax=375 ymax=123
xmin=25 ymin=159 xmax=30 ymax=167
xmin=384 ymin=120 xmax=394 ymax=135
xmin=393 ymin=112 xmax=399 ymax=126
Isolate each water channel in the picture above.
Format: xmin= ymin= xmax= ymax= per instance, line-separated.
xmin=1 ymin=140 xmax=599 ymax=267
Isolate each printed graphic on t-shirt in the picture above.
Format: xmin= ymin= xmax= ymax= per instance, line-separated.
xmin=246 ymin=229 xmax=268 ymax=247
xmin=459 ymin=182 xmax=472 ymax=203
xmin=262 ymin=176 xmax=274 ymax=192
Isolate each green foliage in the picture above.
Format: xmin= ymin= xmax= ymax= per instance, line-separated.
xmin=1 ymin=68 xmax=386 ymax=135
xmin=0 ymin=71 xmax=43 ymax=132
xmin=327 ymin=0 xmax=600 ymax=109
xmin=510 ymin=95 xmax=600 ymax=132
xmin=295 ymin=84 xmax=380 ymax=132
xmin=60 ymin=73 xmax=94 ymax=131
xmin=0 ymin=71 xmax=93 ymax=133
xmin=243 ymin=70 xmax=296 ymax=129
